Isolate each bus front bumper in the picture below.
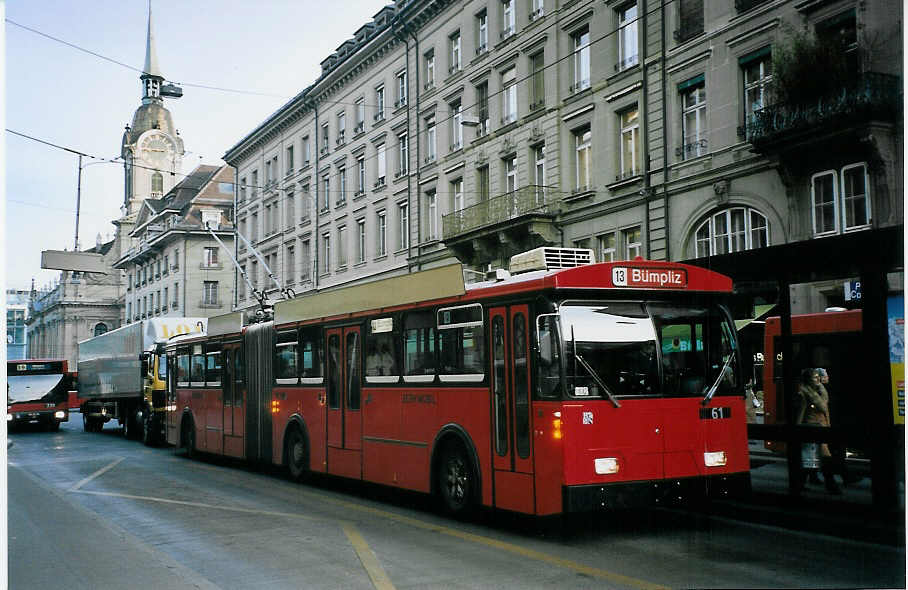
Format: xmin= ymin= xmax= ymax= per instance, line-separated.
xmin=563 ymin=471 xmax=751 ymax=513
xmin=7 ymin=409 xmax=69 ymax=426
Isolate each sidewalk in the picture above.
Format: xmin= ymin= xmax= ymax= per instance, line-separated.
xmin=706 ymin=446 xmax=905 ymax=546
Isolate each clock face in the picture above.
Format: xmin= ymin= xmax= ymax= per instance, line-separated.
xmin=140 ymin=134 xmax=174 ymax=168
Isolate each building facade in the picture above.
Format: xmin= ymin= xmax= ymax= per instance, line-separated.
xmin=223 ymin=0 xmax=901 ymax=315
xmin=114 ymin=165 xmax=236 ymax=322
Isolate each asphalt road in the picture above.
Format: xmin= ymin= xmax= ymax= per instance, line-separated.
xmin=8 ymin=418 xmax=906 ymax=589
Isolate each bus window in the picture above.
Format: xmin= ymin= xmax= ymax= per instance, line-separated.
xmin=513 ymin=312 xmax=530 ymax=459
xmin=206 ymin=345 xmax=222 ymax=387
xmin=536 ymin=314 xmax=562 ymax=399
xmin=158 ymin=353 xmax=167 ymax=381
xmin=275 ymin=330 xmax=299 ymax=385
xmin=300 ymin=327 xmax=323 ymax=384
xmin=347 ymin=331 xmax=361 ymax=410
xmin=492 ymin=315 xmax=507 ymax=456
xmin=437 ymin=304 xmax=485 ymax=382
xmin=177 ymin=348 xmax=190 ymax=387
xmin=234 ymin=348 xmax=244 ymax=406
xmin=404 ymin=311 xmax=436 ymax=382
xmin=365 ymin=317 xmax=399 ymax=383
xmin=190 ymin=345 xmax=205 ymax=387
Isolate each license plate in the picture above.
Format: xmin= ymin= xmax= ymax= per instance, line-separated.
xmin=699 ymin=407 xmax=731 ymax=419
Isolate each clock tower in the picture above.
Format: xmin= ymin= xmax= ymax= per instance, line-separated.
xmin=120 ymin=3 xmax=184 ymax=218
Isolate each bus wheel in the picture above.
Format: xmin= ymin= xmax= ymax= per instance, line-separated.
xmin=82 ymin=413 xmax=90 ymax=433
xmin=285 ymin=428 xmax=308 ymax=482
xmin=437 ymin=442 xmax=475 ymax=517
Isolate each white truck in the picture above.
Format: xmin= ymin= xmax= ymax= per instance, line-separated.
xmin=78 ymin=318 xmax=206 ymax=444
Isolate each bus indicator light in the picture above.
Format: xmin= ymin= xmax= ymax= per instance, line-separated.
xmin=552 ymin=412 xmax=562 ymax=440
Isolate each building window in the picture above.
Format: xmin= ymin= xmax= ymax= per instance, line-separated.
xmin=530 ymin=0 xmax=544 ymax=20
xmin=321 ymin=175 xmax=330 ymax=210
xmin=355 ymin=98 xmax=366 ymax=133
xmin=426 ymin=191 xmax=438 ymax=240
xmin=398 ymin=202 xmax=409 ymax=250
xmin=377 ymin=211 xmax=387 ymax=256
xmin=476 ymin=10 xmax=488 ymax=54
xmin=504 ymin=155 xmax=517 ymax=193
xmin=251 ymin=170 xmax=258 ymax=197
xmin=452 ymin=178 xmax=464 ymax=212
xmin=529 ymin=52 xmax=545 ymax=111
xmin=286 ymin=145 xmax=294 ymax=174
xmin=375 ymin=85 xmax=385 ymax=121
xmin=680 ymin=78 xmax=707 ymax=159
xmin=302 ymin=137 xmax=311 ymax=165
xmin=477 ymin=165 xmax=490 ymax=202
xmin=476 ymin=82 xmax=490 ymax=136
xmin=425 ymin=117 xmax=437 ymax=162
xmin=425 ymin=50 xmax=435 ymax=88
xmin=574 ymin=128 xmax=591 ymax=191
xmin=286 ymin=191 xmax=295 ymax=229
xmin=321 ymin=123 xmax=330 ymax=154
xmin=742 ymin=48 xmax=772 ymax=124
xmin=375 ymin=143 xmax=387 ymax=186
xmin=357 ymin=157 xmax=366 ymax=195
xmin=675 ymin=0 xmax=704 ymax=43
xmin=617 ymin=4 xmax=639 ymax=71
xmin=203 ymin=247 xmax=218 ymax=267
xmin=357 ymin=219 xmax=366 ymax=264
xmin=337 ymin=112 xmax=346 ymax=145
xmin=322 ymin=233 xmax=331 ymax=274
xmin=572 ymin=26 xmax=591 ymax=92
xmin=811 ymin=163 xmax=871 ymax=236
xmin=501 ymin=67 xmax=517 ymax=125
xmin=449 ymin=31 xmax=461 ymax=73
xmin=695 ymin=207 xmax=770 ymax=256
xmin=397 ymin=133 xmax=408 ymax=176
xmin=501 ymin=0 xmax=515 ymax=38
xmin=337 ymin=226 xmax=347 ymax=268
xmin=126 ymin=303 xmax=132 ymax=320
xmin=534 ymin=145 xmax=546 ymax=200
xmin=338 ymin=167 xmax=347 ymax=205
xmin=151 ymin=171 xmax=163 ymax=195
xmin=301 ymin=240 xmax=311 ymax=281
xmin=203 ymin=281 xmax=219 ymax=305
xmin=597 ymin=233 xmax=616 ymax=262
xmin=623 ymin=226 xmax=642 ymax=259
xmin=620 ymin=107 xmax=640 ymax=178
xmin=94 ymin=323 xmax=108 ymax=337
xmin=450 ymin=99 xmax=463 ymax=150
xmin=239 ymin=177 xmax=247 ymax=202
xmin=396 ymin=71 xmax=407 ymax=108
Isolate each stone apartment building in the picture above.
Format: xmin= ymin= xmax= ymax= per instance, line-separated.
xmin=224 ymin=0 xmax=902 ymax=315
xmin=114 ymin=164 xmax=236 ymax=323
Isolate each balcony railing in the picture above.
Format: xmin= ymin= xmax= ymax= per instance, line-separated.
xmin=746 ymin=73 xmax=902 ymax=146
xmin=442 ymin=185 xmax=558 ymax=240
xmin=614 ymin=55 xmax=639 ymax=72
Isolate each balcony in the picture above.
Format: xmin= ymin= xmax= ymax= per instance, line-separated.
xmin=746 ymin=73 xmax=901 ymax=154
xmin=335 ymin=133 xmax=346 ymax=147
xmin=441 ymin=185 xmax=561 ymax=266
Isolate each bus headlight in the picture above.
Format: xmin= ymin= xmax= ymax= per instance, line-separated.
xmin=704 ymin=451 xmax=727 ymax=467
xmin=7 ymin=414 xmax=12 ymax=422
xmin=54 ymin=411 xmax=66 ymax=419
xmin=594 ymin=457 xmax=619 ymax=475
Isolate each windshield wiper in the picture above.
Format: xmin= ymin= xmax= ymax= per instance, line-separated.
xmin=701 ymin=352 xmax=734 ymax=406
xmin=575 ymin=353 xmax=621 ymax=408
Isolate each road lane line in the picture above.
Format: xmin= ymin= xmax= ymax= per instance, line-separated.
xmin=71 ymin=486 xmax=665 ymax=589
xmin=342 ymin=522 xmax=397 ymax=590
xmin=69 ymin=489 xmax=320 ymax=522
xmin=69 ymin=457 xmax=124 ymax=491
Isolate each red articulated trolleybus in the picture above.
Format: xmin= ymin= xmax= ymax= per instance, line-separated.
xmin=165 ymin=248 xmax=750 ymax=516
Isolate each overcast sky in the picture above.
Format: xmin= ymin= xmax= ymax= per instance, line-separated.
xmin=5 ymin=0 xmax=388 ymax=290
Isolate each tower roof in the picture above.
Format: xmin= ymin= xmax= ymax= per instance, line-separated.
xmin=143 ymin=3 xmax=162 ymax=78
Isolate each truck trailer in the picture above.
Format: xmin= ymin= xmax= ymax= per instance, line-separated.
xmin=77 ymin=318 xmax=206 ymax=444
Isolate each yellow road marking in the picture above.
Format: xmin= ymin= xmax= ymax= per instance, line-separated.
xmin=70 ymin=485 xmax=665 ymax=589
xmin=69 ymin=457 xmax=124 ymax=491
xmin=342 ymin=522 xmax=397 ymax=590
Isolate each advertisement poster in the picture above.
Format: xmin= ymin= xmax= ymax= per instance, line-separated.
xmin=888 ymin=295 xmax=904 ymax=425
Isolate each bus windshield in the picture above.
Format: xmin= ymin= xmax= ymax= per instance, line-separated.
xmin=8 ymin=374 xmax=66 ymax=405
xmin=559 ymin=301 xmax=738 ymax=399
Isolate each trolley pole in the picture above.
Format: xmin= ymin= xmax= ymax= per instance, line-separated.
xmin=74 ymin=154 xmax=82 ymax=251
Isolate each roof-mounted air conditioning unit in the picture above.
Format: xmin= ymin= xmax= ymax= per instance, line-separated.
xmin=509 ymin=247 xmax=595 ymax=274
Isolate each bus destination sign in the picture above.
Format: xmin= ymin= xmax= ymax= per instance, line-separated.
xmin=612 ymin=266 xmax=688 ymax=289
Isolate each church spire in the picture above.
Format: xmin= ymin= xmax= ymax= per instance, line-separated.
xmin=141 ymin=1 xmax=164 ymax=103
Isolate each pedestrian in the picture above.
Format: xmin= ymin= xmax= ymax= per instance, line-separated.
xmin=796 ymin=368 xmax=840 ymax=494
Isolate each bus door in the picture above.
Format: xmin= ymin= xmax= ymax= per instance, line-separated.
xmin=489 ymin=305 xmax=535 ymax=513
xmin=325 ymin=326 xmax=363 ymax=479
xmin=222 ymin=344 xmax=245 ymax=458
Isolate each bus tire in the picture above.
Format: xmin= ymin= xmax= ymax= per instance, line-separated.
xmin=180 ymin=417 xmax=196 ymax=458
xmin=285 ymin=427 xmax=309 ymax=482
xmin=82 ymin=413 xmax=90 ymax=432
xmin=437 ymin=441 xmax=476 ymax=517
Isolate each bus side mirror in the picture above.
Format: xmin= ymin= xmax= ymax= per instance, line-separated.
xmin=140 ymin=352 xmax=150 ymax=375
